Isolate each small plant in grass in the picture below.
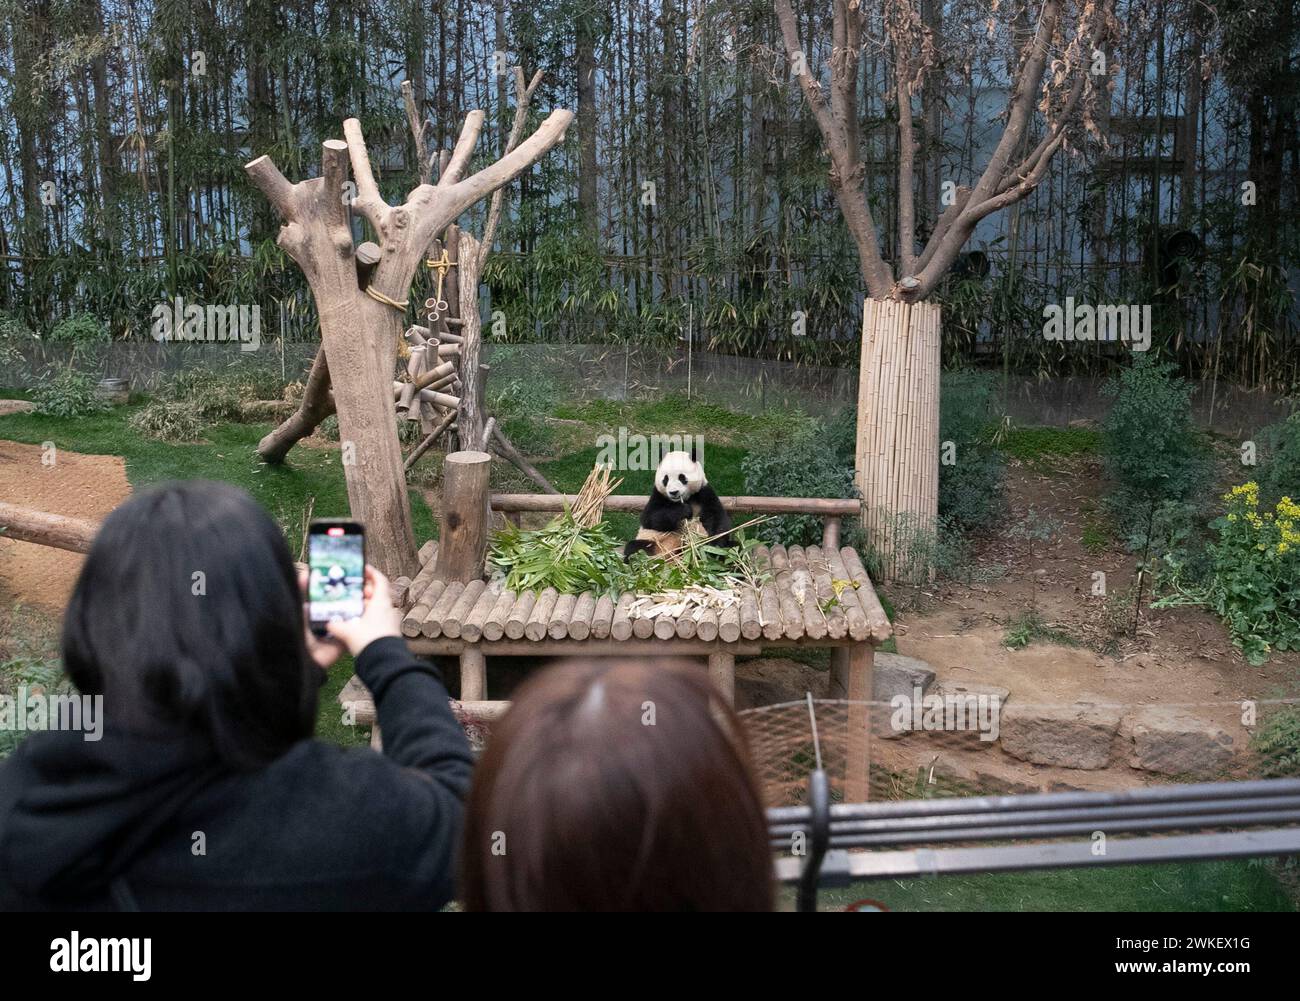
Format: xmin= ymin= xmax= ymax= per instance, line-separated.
xmin=31 ymin=369 xmax=110 ymax=418
xmin=128 ymin=400 xmax=206 ymax=442
xmin=318 ymin=414 xmax=340 ymax=441
xmin=1154 ymin=483 xmax=1300 ymax=664
xmin=1253 ymin=705 xmax=1300 ymax=778
xmin=1004 ymin=609 xmax=1077 ymax=650
xmin=48 ymin=313 xmax=110 ymax=345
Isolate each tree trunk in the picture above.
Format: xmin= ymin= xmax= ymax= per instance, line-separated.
xmin=855 ymin=299 xmax=941 ymax=582
xmin=455 ymin=231 xmax=484 ymax=449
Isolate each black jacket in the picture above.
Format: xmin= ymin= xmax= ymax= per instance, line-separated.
xmin=0 ymin=637 xmax=474 ymax=911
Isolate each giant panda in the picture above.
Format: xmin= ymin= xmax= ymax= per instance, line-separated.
xmin=624 ymin=449 xmax=734 ymax=559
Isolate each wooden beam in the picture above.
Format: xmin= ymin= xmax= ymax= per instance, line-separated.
xmin=0 ymin=503 xmax=99 ymax=554
xmin=489 ymin=494 xmax=860 ymax=516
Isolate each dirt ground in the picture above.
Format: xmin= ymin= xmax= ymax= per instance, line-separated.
xmin=0 ymin=439 xmax=131 ymax=612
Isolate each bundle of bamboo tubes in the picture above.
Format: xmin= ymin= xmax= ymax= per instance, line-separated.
xmin=570 ymin=463 xmax=623 ymax=527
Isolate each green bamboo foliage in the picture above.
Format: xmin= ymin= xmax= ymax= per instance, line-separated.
xmin=0 ymin=0 xmax=1294 ymax=389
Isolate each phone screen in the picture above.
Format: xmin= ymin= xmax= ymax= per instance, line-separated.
xmin=307 ymin=522 xmax=365 ymax=633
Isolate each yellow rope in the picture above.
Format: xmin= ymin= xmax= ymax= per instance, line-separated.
xmin=365 ymin=285 xmax=409 ymax=312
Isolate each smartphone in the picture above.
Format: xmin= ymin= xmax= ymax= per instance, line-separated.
xmin=306 ymin=520 xmax=366 ymax=637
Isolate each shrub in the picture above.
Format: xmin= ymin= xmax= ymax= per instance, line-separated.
xmin=0 ymin=310 xmax=36 ymax=343
xmin=31 ymin=370 xmax=110 ymax=418
xmin=1101 ymin=357 xmax=1210 ymax=535
xmin=48 ymin=314 xmax=109 ymax=345
xmin=741 ymin=419 xmax=860 ymax=548
xmin=938 ymin=370 xmax=1005 ymax=530
xmin=128 ymin=401 xmax=205 ymax=442
xmin=1254 ymin=705 xmax=1300 ymax=778
xmin=1155 ymin=482 xmax=1300 ymax=664
xmin=1258 ymin=411 xmax=1300 ymax=507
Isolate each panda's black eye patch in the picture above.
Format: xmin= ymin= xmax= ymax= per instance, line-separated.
xmin=662 ymin=475 xmax=668 ymax=486
xmin=678 ymin=474 xmax=687 ymax=483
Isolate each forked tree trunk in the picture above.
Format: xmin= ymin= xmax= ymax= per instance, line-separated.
xmin=855 ymin=299 xmax=941 ymax=582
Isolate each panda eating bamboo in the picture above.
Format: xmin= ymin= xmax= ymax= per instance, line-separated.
xmin=623 ymin=449 xmax=734 ymax=559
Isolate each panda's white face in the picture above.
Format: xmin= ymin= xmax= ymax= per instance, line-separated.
xmin=655 ymin=451 xmax=706 ymax=502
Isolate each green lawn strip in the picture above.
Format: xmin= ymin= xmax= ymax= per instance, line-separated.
xmin=999 ymin=425 xmax=1102 ymax=466
xmin=786 ymin=859 xmax=1295 ymax=912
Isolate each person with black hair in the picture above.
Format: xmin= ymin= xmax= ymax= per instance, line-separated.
xmin=0 ymin=481 xmax=474 ymax=911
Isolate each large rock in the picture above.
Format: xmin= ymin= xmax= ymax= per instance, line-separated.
xmin=924 ymin=680 xmax=1012 ymax=751
xmin=867 ymin=652 xmax=937 ymax=740
xmin=1000 ymin=697 xmax=1122 ymax=769
xmin=1121 ymin=706 xmax=1236 ymax=778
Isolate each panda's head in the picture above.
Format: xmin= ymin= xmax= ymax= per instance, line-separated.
xmin=654 ymin=450 xmax=706 ymax=503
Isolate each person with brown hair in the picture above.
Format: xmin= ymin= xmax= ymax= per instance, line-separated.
xmin=460 ymin=657 xmax=774 ymax=911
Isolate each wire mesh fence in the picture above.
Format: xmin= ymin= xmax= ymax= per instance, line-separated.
xmin=738 ymin=696 xmax=1300 ymax=808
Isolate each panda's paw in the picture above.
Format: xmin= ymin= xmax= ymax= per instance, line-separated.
xmin=623 ymin=539 xmax=655 ymax=561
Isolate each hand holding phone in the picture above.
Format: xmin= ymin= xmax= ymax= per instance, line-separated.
xmin=323 ymin=565 xmax=402 ymax=656
xmin=307 ymin=520 xmax=366 ymax=637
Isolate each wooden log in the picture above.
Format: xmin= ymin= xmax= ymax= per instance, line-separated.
xmin=753 ymin=546 xmax=784 ymax=642
xmin=590 ymin=594 xmax=615 ymax=639
xmin=547 ymin=593 xmax=577 ymax=640
xmin=401 ymin=579 xmax=445 ymax=637
xmin=459 ymin=646 xmax=486 ymax=701
xmin=443 ymin=579 xmax=486 ymax=638
xmin=403 ymin=411 xmax=456 ymax=472
xmin=708 ymin=652 xmax=735 ymax=706
xmin=391 ymin=575 xmax=412 ymax=609
xmin=256 ymin=345 xmax=332 ymax=464
xmin=653 ymin=615 xmax=676 ymax=641
xmin=610 ymin=593 xmax=635 ymax=641
xmin=844 ymin=644 xmax=873 ymax=802
xmin=504 ymin=590 xmax=537 ymax=640
xmin=421 ymin=581 xmax=465 ymax=639
xmin=524 ymin=587 xmax=559 ymax=641
xmin=482 ymin=589 xmax=516 ymax=641
xmin=788 ymin=546 xmax=827 ymax=640
xmin=632 ymin=608 xmax=655 ymax=640
xmin=489 ymin=425 xmax=559 ymax=494
xmin=824 ymin=548 xmax=870 ymax=642
xmin=839 ymin=547 xmax=893 ymax=643
xmin=568 ymin=592 xmax=597 ymax=640
xmin=434 ymin=451 xmax=492 ymax=583
xmin=822 ymin=516 xmax=841 ymax=550
xmin=718 ymin=601 xmax=742 ymax=643
xmin=0 ymin=503 xmax=99 ymax=554
xmin=768 ymin=545 xmax=804 ymax=640
xmin=739 ymin=588 xmax=762 ymax=641
xmin=805 ymin=546 xmax=846 ymax=640
xmin=675 ymin=608 xmax=698 ymax=640
xmin=696 ymin=606 xmax=719 ymax=642
xmin=461 ymin=584 xmax=499 ymax=642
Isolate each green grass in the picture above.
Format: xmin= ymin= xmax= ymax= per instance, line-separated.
xmin=550 ymin=394 xmax=797 ymax=444
xmin=1004 ymin=609 xmax=1080 ymax=650
xmin=1000 ymin=425 xmax=1102 ymax=465
xmin=792 ymin=859 xmax=1295 ymax=912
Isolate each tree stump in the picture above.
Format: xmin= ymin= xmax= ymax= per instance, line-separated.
xmin=434 ymin=450 xmax=492 ymax=583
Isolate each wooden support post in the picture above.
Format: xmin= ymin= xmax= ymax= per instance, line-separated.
xmin=829 ymin=646 xmax=850 ymax=699
xmin=707 ymin=652 xmax=735 ymax=706
xmin=822 ymin=516 xmax=841 ymax=550
xmin=434 ymin=450 xmax=492 ymax=583
xmin=844 ymin=643 xmax=873 ymax=803
xmin=460 ymin=646 xmax=486 ymax=701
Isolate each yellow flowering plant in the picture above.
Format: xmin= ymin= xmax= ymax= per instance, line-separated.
xmin=1155 ymin=482 xmax=1300 ymax=664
